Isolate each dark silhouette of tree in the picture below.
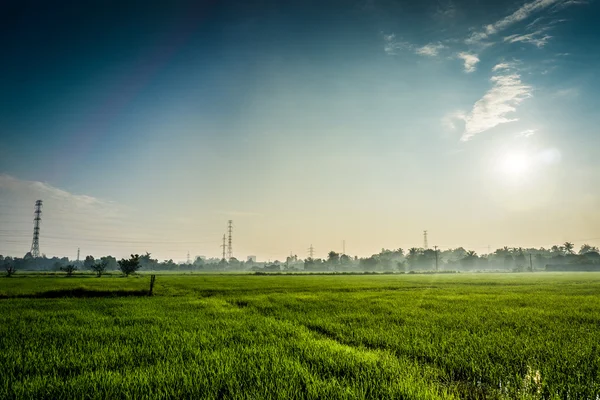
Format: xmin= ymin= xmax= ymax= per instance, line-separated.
xmin=61 ymin=264 xmax=77 ymax=277
xmin=504 ymin=254 xmax=514 ymax=269
xmin=550 ymin=245 xmax=564 ymax=255
xmin=514 ymin=248 xmax=526 ymax=270
xmin=83 ymin=255 xmax=95 ymax=270
xmin=359 ymin=255 xmax=379 ymax=271
xmin=139 ymin=252 xmax=158 ymax=270
xmin=563 ymin=242 xmax=575 ymax=255
xmin=327 ymin=251 xmax=340 ymax=265
xmin=91 ymin=259 xmax=109 ymax=277
xmin=101 ymin=256 xmax=118 ymax=271
xmin=579 ymin=244 xmax=599 ymax=255
xmin=461 ymin=250 xmax=478 ymax=269
xmin=406 ymin=248 xmax=421 ymax=269
xmin=5 ymin=264 xmax=16 ymax=277
xmin=118 ymin=254 xmax=141 ymax=277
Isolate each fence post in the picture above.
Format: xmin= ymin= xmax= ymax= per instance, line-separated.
xmin=149 ymin=274 xmax=156 ymax=296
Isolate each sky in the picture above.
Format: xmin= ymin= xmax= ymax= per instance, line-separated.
xmin=1 ymin=0 xmax=600 ymax=261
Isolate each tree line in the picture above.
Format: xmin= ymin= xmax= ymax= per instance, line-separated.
xmin=2 ymin=242 xmax=599 ymax=277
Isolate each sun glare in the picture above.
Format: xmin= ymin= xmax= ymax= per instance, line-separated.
xmin=498 ymin=152 xmax=532 ymax=179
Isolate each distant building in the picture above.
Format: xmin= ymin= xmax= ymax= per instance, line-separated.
xmin=247 ymin=255 xmax=256 ymax=263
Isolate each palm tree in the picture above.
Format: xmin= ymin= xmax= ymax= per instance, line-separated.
xmin=408 ymin=247 xmax=420 ymax=257
xmin=563 ymin=242 xmax=575 ymax=255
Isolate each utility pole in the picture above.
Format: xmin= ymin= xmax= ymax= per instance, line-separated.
xmin=308 ymin=244 xmax=314 ymax=259
xmin=77 ymin=247 xmax=80 ymax=262
xmin=434 ymin=245 xmax=439 ymax=272
xmin=423 ymin=230 xmax=429 ymax=250
xmin=227 ymin=220 xmax=233 ymax=260
xmin=221 ymin=234 xmax=226 ymax=261
xmin=30 ymin=200 xmax=42 ymax=258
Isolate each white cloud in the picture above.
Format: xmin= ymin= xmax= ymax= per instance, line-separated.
xmin=492 ymin=62 xmax=516 ymax=71
xmin=551 ymin=0 xmax=588 ymax=11
xmin=465 ymin=0 xmax=569 ymax=45
xmin=516 ymin=129 xmax=537 ymax=137
xmin=442 ymin=111 xmax=466 ymax=131
xmin=415 ymin=43 xmax=447 ymax=57
xmin=460 ymin=72 xmax=533 ymax=141
xmin=504 ymin=29 xmax=552 ymax=47
xmin=552 ymin=87 xmax=579 ymax=98
xmin=457 ymin=52 xmax=480 ymax=72
xmin=0 ymin=174 xmax=121 ymax=216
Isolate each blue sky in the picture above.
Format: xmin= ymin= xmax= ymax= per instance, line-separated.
xmin=1 ymin=0 xmax=599 ymax=260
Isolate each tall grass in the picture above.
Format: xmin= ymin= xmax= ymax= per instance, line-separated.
xmin=1 ymin=273 xmax=599 ymax=399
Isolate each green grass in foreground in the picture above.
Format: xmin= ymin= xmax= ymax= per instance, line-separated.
xmin=0 ymin=273 xmax=599 ymax=399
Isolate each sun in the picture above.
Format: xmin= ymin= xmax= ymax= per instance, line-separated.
xmin=498 ymin=151 xmax=532 ymax=180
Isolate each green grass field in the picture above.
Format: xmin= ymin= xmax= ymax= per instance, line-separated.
xmin=1 ymin=273 xmax=599 ymax=399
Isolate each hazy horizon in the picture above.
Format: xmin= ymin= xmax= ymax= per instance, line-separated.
xmin=1 ymin=0 xmax=600 ymax=261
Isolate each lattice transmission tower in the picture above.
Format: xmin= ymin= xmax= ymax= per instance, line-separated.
xmin=227 ymin=220 xmax=233 ymax=260
xmin=221 ymin=234 xmax=227 ymax=261
xmin=423 ymin=230 xmax=429 ymax=250
xmin=30 ymin=200 xmax=43 ymax=258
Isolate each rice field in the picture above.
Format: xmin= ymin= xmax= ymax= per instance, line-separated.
xmin=0 ymin=273 xmax=599 ymax=399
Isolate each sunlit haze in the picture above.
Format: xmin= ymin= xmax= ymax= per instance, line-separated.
xmin=1 ymin=0 xmax=599 ymax=261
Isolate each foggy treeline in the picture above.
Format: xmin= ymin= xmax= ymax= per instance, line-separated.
xmin=2 ymin=242 xmax=599 ymax=275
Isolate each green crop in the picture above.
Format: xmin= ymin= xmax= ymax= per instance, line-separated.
xmin=0 ymin=273 xmax=599 ymax=399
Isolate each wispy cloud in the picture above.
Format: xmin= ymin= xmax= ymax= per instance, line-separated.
xmin=415 ymin=43 xmax=447 ymax=57
xmin=214 ymin=210 xmax=264 ymax=217
xmin=457 ymin=52 xmax=480 ymax=72
xmin=460 ymin=70 xmax=533 ymax=141
xmin=467 ymin=0 xmax=562 ymax=45
xmin=552 ymin=87 xmax=579 ymax=98
xmin=434 ymin=0 xmax=457 ymax=19
xmin=504 ymin=28 xmax=552 ymax=47
xmin=517 ymin=128 xmax=537 ymax=137
xmin=0 ymin=174 xmax=118 ymax=213
xmin=442 ymin=111 xmax=466 ymax=130
xmin=551 ymin=0 xmax=588 ymax=12
xmin=383 ymin=33 xmax=409 ymax=55
xmin=492 ymin=62 xmax=515 ymax=71
xmin=464 ymin=0 xmax=580 ymax=47
xmin=383 ymin=34 xmax=448 ymax=58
